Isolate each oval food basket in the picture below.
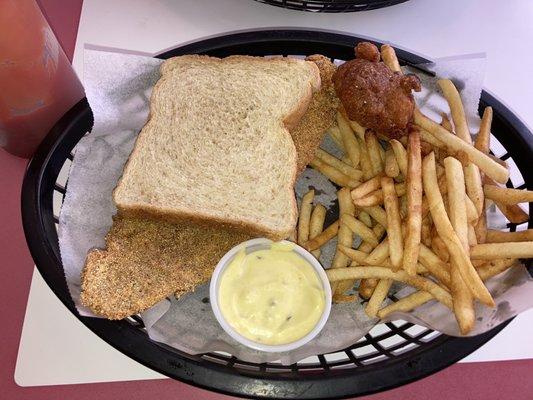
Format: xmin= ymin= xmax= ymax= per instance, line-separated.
xmin=21 ymin=30 xmax=533 ymax=399
xmin=253 ymin=0 xmax=409 ymax=12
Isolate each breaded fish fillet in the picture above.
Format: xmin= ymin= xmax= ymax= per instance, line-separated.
xmin=291 ymin=54 xmax=339 ymax=175
xmin=81 ymin=216 xmax=251 ymax=319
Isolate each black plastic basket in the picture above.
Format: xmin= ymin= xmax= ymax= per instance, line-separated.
xmin=253 ymin=0 xmax=409 ymax=12
xmin=21 ymin=30 xmax=533 ymax=399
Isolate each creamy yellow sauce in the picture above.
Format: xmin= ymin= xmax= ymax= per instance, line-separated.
xmin=218 ymin=242 xmax=325 ymax=345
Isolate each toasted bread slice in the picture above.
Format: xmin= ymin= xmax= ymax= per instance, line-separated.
xmin=113 ymin=55 xmax=320 ymax=241
xmin=291 ymin=55 xmax=339 ymax=175
xmin=80 ymin=216 xmax=251 ymax=319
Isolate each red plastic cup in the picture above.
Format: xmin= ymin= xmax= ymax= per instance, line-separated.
xmin=0 ymin=0 xmax=85 ymax=158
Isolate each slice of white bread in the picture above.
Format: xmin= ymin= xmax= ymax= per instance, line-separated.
xmin=113 ymin=55 xmax=320 ymax=240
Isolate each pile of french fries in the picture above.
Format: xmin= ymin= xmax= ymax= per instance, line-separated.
xmin=296 ymin=45 xmax=533 ymax=335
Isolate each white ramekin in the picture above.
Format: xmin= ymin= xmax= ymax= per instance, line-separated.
xmin=209 ymin=238 xmax=332 ymax=353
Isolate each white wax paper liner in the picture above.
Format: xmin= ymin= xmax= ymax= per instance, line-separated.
xmin=57 ymin=47 xmax=533 ymax=365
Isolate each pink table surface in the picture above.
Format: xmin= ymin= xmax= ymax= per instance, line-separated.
xmin=2 ymin=1 xmax=532 ymax=399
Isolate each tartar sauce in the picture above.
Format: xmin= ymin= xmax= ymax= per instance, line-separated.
xmin=218 ymin=242 xmax=326 ymax=345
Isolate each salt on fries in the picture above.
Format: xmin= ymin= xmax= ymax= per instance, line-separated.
xmin=402 ymin=130 xmax=422 ymax=275
xmin=297 ymin=46 xmax=532 ymax=335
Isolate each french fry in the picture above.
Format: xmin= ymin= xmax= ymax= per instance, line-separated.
xmin=358 ymin=235 xmax=381 ymax=299
xmin=484 ymin=185 xmax=533 ymax=205
xmin=474 ymin=107 xmax=493 ymax=153
xmin=302 ymin=220 xmax=339 ymax=251
xmin=351 ymin=174 xmax=383 ymax=199
xmin=444 ymin=157 xmax=469 ymax=249
xmin=348 ymin=118 xmax=366 ymax=140
xmin=434 ymin=148 xmax=444 ymax=166
xmin=362 ymin=205 xmax=388 ymax=228
xmin=399 ymin=194 xmax=409 ymax=219
xmin=353 ymin=258 xmax=394 ymax=268
xmin=444 ymin=156 xmax=474 ymax=335
xmin=377 ymin=291 xmax=435 ymax=318
xmin=398 ymin=194 xmax=407 ymax=220
xmin=328 ymin=125 xmax=345 ymax=152
xmin=420 ymin=141 xmax=434 ymax=157
xmin=488 ymin=153 xmax=508 ymax=168
xmin=417 ymin=263 xmax=429 ymax=275
xmin=332 ymin=188 xmax=357 ymax=297
xmin=366 ymin=278 xmax=393 ymax=317
xmin=359 ymin=241 xmax=375 ymax=253
xmin=368 ymin=176 xmax=403 ymax=313
xmin=358 ymin=211 xmax=373 ymax=228
xmin=471 ymin=242 xmax=533 ymax=259
xmin=464 ymin=163 xmax=484 ymax=216
xmin=309 ymin=204 xmax=326 ymax=258
xmin=439 ymin=80 xmax=485 ymax=216
xmin=381 ymin=177 xmax=403 ymax=268
xmin=473 ymin=118 xmax=490 ymax=243
xmin=468 ymin=225 xmax=477 ymax=247
xmin=403 ymin=130 xmax=423 ymax=274
xmin=401 ymin=195 xmax=409 ymax=219
xmin=309 ymin=158 xmax=360 ymax=188
xmin=337 ymin=112 xmax=361 ymax=168
xmin=338 ymin=245 xmax=369 ymax=264
xmin=421 ymin=216 xmax=432 ymax=247
xmin=365 ymin=239 xmax=389 ymax=265
xmin=378 ymin=258 xmax=517 ymax=319
xmin=316 ymin=149 xmax=363 ymax=180
xmin=440 ymin=112 xmax=453 ymax=132
xmin=438 ymin=80 xmax=471 ymax=143
xmin=385 ymin=148 xmax=400 ymax=178
xmin=373 ymin=223 xmax=386 ymax=240
xmin=390 ymin=139 xmax=408 ymax=178
xmin=436 ymin=163 xmax=446 ymax=179
xmin=476 ymin=258 xmax=518 ymax=278
xmin=420 ymin=129 xmax=444 ymax=148
xmin=366 ymin=131 xmax=384 ymax=175
xmin=359 ymin=279 xmax=378 ymax=299
xmin=475 ymin=209 xmax=487 ymax=244
xmin=332 ymin=294 xmax=357 ymax=304
xmin=380 ymin=44 xmax=402 ymax=73
xmin=431 ymin=235 xmax=450 ymax=262
xmin=352 ymin=191 xmax=383 ymax=207
xmin=414 ymin=109 xmax=509 ymax=184
xmin=326 ymin=266 xmax=453 ymax=310
xmin=486 ymin=229 xmax=533 ymax=243
xmin=297 ymin=190 xmax=314 ymax=245
xmin=495 ymin=201 xmax=529 ymax=224
xmin=352 ymin=183 xmax=407 ymax=207
xmin=418 ymin=244 xmax=451 ymax=286
xmin=400 ymin=196 xmax=408 ymax=225
xmin=342 ymin=155 xmax=352 ymax=166
xmin=465 ymin=194 xmax=478 ymax=223
xmin=359 ymin=137 xmax=374 ymax=181
xmin=422 ymin=152 xmax=494 ymax=306
xmin=341 ymin=213 xmax=379 ymax=247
